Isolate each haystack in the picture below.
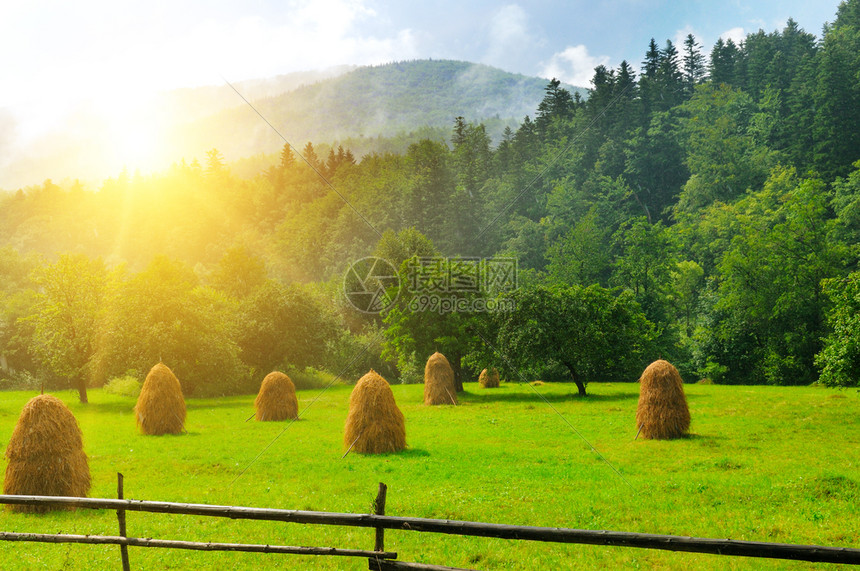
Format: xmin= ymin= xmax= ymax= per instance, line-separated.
xmin=343 ymin=370 xmax=406 ymax=454
xmin=636 ymin=360 xmax=690 ymax=439
xmin=3 ymin=394 xmax=91 ymax=512
xmin=423 ymin=352 xmax=457 ymax=405
xmin=134 ymin=363 xmax=186 ymax=435
xmin=254 ymin=371 xmax=299 ymax=421
xmin=478 ymin=367 xmax=500 ymax=388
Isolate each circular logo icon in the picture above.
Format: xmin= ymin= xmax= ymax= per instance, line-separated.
xmin=343 ymin=257 xmax=400 ymax=314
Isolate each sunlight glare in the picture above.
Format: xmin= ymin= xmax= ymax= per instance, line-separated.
xmin=97 ymin=92 xmax=165 ymax=175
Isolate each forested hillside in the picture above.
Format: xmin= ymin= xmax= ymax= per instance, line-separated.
xmin=1 ymin=2 xmax=859 ymax=400
xmin=167 ymin=60 xmax=584 ymax=169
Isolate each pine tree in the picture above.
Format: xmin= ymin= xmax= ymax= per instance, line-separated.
xmin=656 ymin=40 xmax=683 ymax=109
xmin=535 ymin=78 xmax=575 ymax=136
xmin=709 ymin=38 xmax=740 ymax=86
xmin=682 ymin=34 xmax=706 ymax=95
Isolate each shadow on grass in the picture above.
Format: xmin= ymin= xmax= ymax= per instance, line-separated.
xmin=350 ymin=448 xmax=430 ymax=459
xmin=75 ymin=400 xmax=136 ymax=415
xmin=459 ymin=386 xmax=639 ymax=405
xmin=185 ymin=399 xmax=253 ymax=412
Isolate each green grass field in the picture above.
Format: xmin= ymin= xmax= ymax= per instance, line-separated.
xmin=0 ymin=380 xmax=858 ymax=570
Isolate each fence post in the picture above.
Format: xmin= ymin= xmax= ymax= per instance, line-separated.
xmin=374 ymin=482 xmax=388 ymax=552
xmin=117 ymin=473 xmax=131 ymax=571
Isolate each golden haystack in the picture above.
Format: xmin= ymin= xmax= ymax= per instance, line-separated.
xmin=134 ymin=363 xmax=186 ymax=435
xmin=478 ymin=367 xmax=500 ymax=388
xmin=636 ymin=359 xmax=690 ymax=440
xmin=3 ymin=394 xmax=91 ymax=512
xmin=254 ymin=371 xmax=299 ymax=421
xmin=423 ymin=352 xmax=457 ymax=405
xmin=343 ymin=370 xmax=406 ymax=454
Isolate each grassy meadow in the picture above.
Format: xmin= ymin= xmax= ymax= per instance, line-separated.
xmin=0 ymin=380 xmax=858 ymax=570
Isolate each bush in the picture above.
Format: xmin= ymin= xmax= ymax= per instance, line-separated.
xmin=103 ymin=374 xmax=142 ymax=398
xmin=287 ymin=367 xmax=337 ymax=390
xmin=0 ymin=370 xmax=43 ymax=392
xmin=395 ymin=352 xmax=423 ymax=385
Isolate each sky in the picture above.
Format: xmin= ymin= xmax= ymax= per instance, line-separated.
xmin=0 ymin=0 xmax=845 ymax=188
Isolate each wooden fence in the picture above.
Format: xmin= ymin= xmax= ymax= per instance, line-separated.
xmin=1 ymin=477 xmax=859 ymax=570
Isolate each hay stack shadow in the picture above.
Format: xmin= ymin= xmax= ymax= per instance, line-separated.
xmin=636 ymin=359 xmax=690 ymax=439
xmin=478 ymin=367 xmax=500 ymax=388
xmin=135 ymin=363 xmax=186 ymax=435
xmin=344 ymin=370 xmax=406 ymax=454
xmin=424 ymin=352 xmax=457 ymax=405
xmin=254 ymin=371 xmax=299 ymax=421
xmin=3 ymin=394 xmax=91 ymax=512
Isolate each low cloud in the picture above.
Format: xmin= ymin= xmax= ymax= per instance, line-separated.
xmin=720 ymin=26 xmax=746 ymax=45
xmin=540 ymin=44 xmax=611 ymax=88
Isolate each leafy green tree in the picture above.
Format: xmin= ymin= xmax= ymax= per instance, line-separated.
xmin=700 ymin=167 xmax=843 ymax=384
xmin=494 ymin=284 xmax=654 ymax=396
xmin=381 ymin=254 xmax=487 ymax=390
xmin=28 ymin=254 xmax=109 ymax=402
xmin=816 ymin=271 xmax=860 ymax=387
xmin=670 ymin=260 xmax=704 ymax=338
xmin=610 ymin=217 xmax=674 ymax=326
xmin=545 ymin=207 xmax=610 ymax=286
xmin=94 ymin=256 xmax=245 ymax=396
xmin=373 ymin=227 xmax=438 ymax=268
xmin=209 ymin=245 xmax=268 ymax=298
xmin=830 ymin=160 xmax=860 ymax=269
xmin=675 ymin=83 xmax=776 ymax=212
xmin=0 ymin=247 xmax=41 ymax=380
xmin=235 ymin=280 xmax=343 ymax=380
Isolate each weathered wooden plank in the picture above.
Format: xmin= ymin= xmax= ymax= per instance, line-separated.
xmin=369 ymin=559 xmax=475 ymax=571
xmin=0 ymin=531 xmax=396 ymax=558
xmin=2 ymin=495 xmax=859 ymax=564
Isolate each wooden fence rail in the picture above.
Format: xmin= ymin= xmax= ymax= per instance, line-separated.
xmin=2 ymin=482 xmax=860 ymax=568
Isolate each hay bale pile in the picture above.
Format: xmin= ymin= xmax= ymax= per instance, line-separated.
xmin=134 ymin=363 xmax=186 ymax=435
xmin=424 ymin=352 xmax=457 ymax=405
xmin=343 ymin=370 xmax=406 ymax=454
xmin=254 ymin=371 xmax=299 ymax=421
xmin=3 ymin=394 xmax=91 ymax=512
xmin=478 ymin=367 xmax=500 ymax=388
xmin=636 ymin=359 xmax=690 ymax=439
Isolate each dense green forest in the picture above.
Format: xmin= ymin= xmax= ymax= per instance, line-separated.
xmin=1 ymin=1 xmax=859 ymax=401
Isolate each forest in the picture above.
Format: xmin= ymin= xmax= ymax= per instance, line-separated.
xmin=1 ymin=1 xmax=859 ymax=402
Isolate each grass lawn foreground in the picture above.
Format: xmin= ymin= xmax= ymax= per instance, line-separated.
xmin=0 ymin=380 xmax=858 ymax=569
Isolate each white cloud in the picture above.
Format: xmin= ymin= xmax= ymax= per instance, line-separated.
xmin=2 ymin=0 xmax=419 ymax=141
xmin=720 ymin=26 xmax=746 ymax=45
xmin=483 ymin=5 xmax=531 ymax=64
xmin=540 ymin=45 xmax=611 ymax=88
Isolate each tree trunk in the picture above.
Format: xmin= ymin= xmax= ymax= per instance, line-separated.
xmin=77 ymin=378 xmax=88 ymax=404
xmin=563 ymin=361 xmax=587 ymax=397
xmin=451 ymin=354 xmax=464 ymax=392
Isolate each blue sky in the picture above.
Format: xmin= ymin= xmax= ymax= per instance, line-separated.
xmin=0 ymin=0 xmax=845 ymax=186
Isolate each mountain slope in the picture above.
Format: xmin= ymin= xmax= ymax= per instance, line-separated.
xmin=169 ymin=60 xmax=586 ymax=162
